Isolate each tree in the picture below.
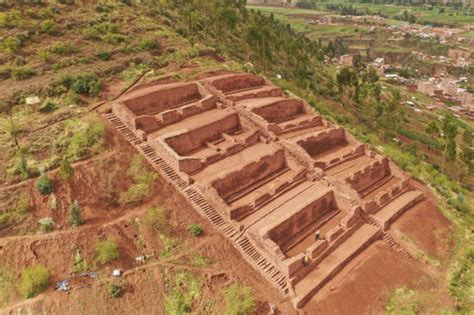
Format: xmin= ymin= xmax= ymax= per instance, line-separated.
xmin=70 ymin=199 xmax=83 ymax=227
xmin=36 ymin=173 xmax=53 ymax=195
xmin=58 ymin=159 xmax=74 ymax=181
xmin=441 ymin=114 xmax=458 ymax=172
xmin=425 ymin=122 xmax=440 ymax=152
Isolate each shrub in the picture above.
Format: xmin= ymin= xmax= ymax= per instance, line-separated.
xmin=223 ymin=283 xmax=256 ymax=315
xmin=96 ymin=50 xmax=111 ymax=61
xmin=61 ymin=73 xmax=102 ymax=96
xmin=119 ymin=183 xmax=150 ymax=205
xmin=11 ymin=67 xmax=35 ymax=80
xmin=70 ymin=199 xmax=83 ymax=227
xmin=61 ymin=118 xmax=105 ymax=160
xmin=0 ymin=193 xmax=29 ymax=230
xmin=50 ymin=42 xmax=79 ymax=55
xmin=1 ymin=36 xmax=21 ymax=54
xmin=448 ymin=249 xmax=474 ymax=310
xmin=188 ymin=224 xmax=203 ymax=237
xmin=58 ymin=159 xmax=74 ymax=181
xmin=19 ymin=265 xmax=50 ymax=299
xmin=38 ymin=217 xmax=55 ymax=233
xmin=71 ymin=249 xmax=87 ymax=273
xmin=143 ymin=207 xmax=167 ymax=231
xmin=40 ymin=19 xmax=57 ymax=35
xmin=95 ymin=238 xmax=120 ymax=265
xmin=36 ymin=173 xmax=53 ymax=195
xmin=119 ymin=155 xmax=158 ymax=205
xmin=107 ymin=283 xmax=124 ymax=298
xmin=39 ymin=102 xmax=58 ymax=113
xmin=101 ymin=33 xmax=126 ymax=44
xmin=82 ymin=27 xmax=100 ymax=40
xmin=138 ymin=37 xmax=160 ymax=51
xmin=65 ymin=90 xmax=82 ymax=105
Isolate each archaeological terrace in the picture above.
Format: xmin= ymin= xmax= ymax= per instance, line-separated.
xmin=105 ymin=71 xmax=425 ymax=307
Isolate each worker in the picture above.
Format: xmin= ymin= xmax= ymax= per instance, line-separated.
xmin=303 ymin=254 xmax=310 ymax=265
xmin=315 ymin=230 xmax=321 ymax=241
xmin=269 ymin=302 xmax=277 ymax=314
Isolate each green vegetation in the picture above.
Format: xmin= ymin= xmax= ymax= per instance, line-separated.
xmin=95 ymin=238 xmax=120 ymax=265
xmin=188 ymin=224 xmax=203 ymax=237
xmin=36 ymin=173 xmax=53 ymax=195
xmin=38 ymin=217 xmax=55 ymax=233
xmin=189 ymin=254 xmax=214 ymax=268
xmin=0 ymin=192 xmax=29 ymax=230
xmin=138 ymin=37 xmax=160 ymax=51
xmin=107 ymin=282 xmax=125 ymax=298
xmin=58 ymin=159 xmax=74 ymax=181
xmin=70 ymin=199 xmax=83 ymax=227
xmin=223 ymin=283 xmax=256 ymax=315
xmin=386 ymin=287 xmax=420 ymax=314
xmin=143 ymin=206 xmax=168 ymax=232
xmin=11 ymin=67 xmax=35 ymax=81
xmin=164 ymin=269 xmax=202 ymax=315
xmin=96 ymin=49 xmax=112 ymax=61
xmin=0 ymin=266 xmax=14 ymax=307
xmin=72 ymin=249 xmax=87 ymax=274
xmin=448 ymin=249 xmax=474 ymax=311
xmin=1 ymin=36 xmax=21 ymax=54
xmin=61 ymin=73 xmax=102 ymax=96
xmin=38 ymin=102 xmax=58 ymax=113
xmin=49 ymin=42 xmax=79 ymax=55
xmin=119 ymin=155 xmax=158 ymax=205
xmin=160 ymin=233 xmax=182 ymax=258
xmin=40 ymin=19 xmax=57 ymax=35
xmin=60 ymin=117 xmax=106 ymax=161
xmin=19 ymin=265 xmax=50 ymax=299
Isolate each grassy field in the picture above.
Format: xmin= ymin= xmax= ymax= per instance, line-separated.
xmin=249 ymin=3 xmax=474 ymax=27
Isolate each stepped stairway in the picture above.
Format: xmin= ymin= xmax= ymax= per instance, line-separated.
xmin=103 ymin=112 xmax=291 ymax=296
xmin=235 ymin=234 xmax=290 ymax=294
xmin=366 ymin=216 xmax=411 ymax=259
xmin=103 ymin=113 xmax=143 ymax=146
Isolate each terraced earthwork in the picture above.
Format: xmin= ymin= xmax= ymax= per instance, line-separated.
xmin=104 ymin=71 xmax=426 ymax=308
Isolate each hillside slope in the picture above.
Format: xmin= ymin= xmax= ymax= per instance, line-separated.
xmin=0 ymin=1 xmax=472 ymax=314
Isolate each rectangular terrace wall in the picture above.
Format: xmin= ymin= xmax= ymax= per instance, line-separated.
xmin=347 ymin=158 xmax=390 ymax=194
xmin=210 ymin=73 xmax=266 ymax=93
xmin=121 ymin=82 xmax=201 ymax=116
xmin=252 ymin=99 xmax=305 ymax=123
xmin=297 ymin=128 xmax=347 ymax=158
xmin=268 ymin=191 xmax=338 ymax=252
xmin=212 ymin=149 xmax=287 ymax=203
xmin=164 ymin=113 xmax=241 ymax=156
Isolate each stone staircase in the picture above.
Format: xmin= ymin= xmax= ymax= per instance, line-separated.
xmin=104 ymin=113 xmax=143 ymax=146
xmin=103 ymin=112 xmax=290 ymax=296
xmin=366 ymin=216 xmax=411 ymax=259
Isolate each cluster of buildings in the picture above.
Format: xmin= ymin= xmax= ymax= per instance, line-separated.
xmin=416 ymin=76 xmax=474 ymax=118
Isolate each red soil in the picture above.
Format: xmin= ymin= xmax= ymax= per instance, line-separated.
xmin=392 ymin=199 xmax=453 ymax=260
xmin=303 ymin=241 xmax=428 ymax=315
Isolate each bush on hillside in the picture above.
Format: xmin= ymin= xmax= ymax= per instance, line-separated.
xmin=95 ymin=238 xmax=120 ymax=265
xmin=40 ymin=19 xmax=57 ymax=35
xmin=61 ymin=73 xmax=102 ymax=96
xmin=188 ymin=224 xmax=203 ymax=237
xmin=223 ymin=283 xmax=256 ymax=315
xmin=19 ymin=265 xmax=50 ymax=299
xmin=36 ymin=173 xmax=53 ymax=195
